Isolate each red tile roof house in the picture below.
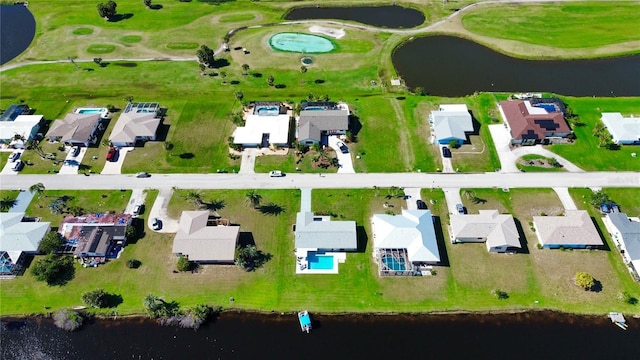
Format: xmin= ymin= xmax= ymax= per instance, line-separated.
xmin=498 ymin=100 xmax=572 ymax=145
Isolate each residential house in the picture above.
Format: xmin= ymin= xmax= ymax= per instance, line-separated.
xmin=109 ymin=103 xmax=162 ymax=147
xmin=58 ymin=213 xmax=132 ymax=264
xmin=0 ymin=212 xmax=50 ymax=277
xmin=499 ymin=99 xmax=571 ymax=145
xmin=172 ymin=211 xmax=240 ymax=264
xmin=371 ymin=209 xmax=440 ymax=276
xmin=0 ymin=104 xmax=30 ymax=122
xmin=450 ymin=210 xmax=521 ymax=253
xmin=233 ymin=102 xmax=291 ymax=148
xmin=533 ymin=210 xmax=603 ymax=249
xmin=429 ymin=104 xmax=473 ymax=146
xmin=46 ymin=113 xmax=103 ymax=147
xmin=297 ymin=102 xmax=350 ymax=145
xmin=0 ymin=115 xmax=44 ymax=149
xmin=600 ymin=113 xmax=640 ymax=145
xmin=603 ymin=212 xmax=640 ymax=277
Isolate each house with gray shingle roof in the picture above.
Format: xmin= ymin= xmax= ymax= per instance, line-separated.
xmin=297 ymin=102 xmax=349 ymax=145
xmin=109 ymin=111 xmax=161 ymax=147
xmin=46 ymin=113 xmax=103 ymax=147
xmin=172 ymin=211 xmax=240 ymax=263
xmin=295 ymin=211 xmax=357 ymax=251
xmin=450 ymin=210 xmax=520 ymax=253
xmin=0 ymin=212 xmax=50 ymax=276
xmin=600 ymin=113 xmax=640 ymax=145
xmin=533 ymin=210 xmax=603 ymax=249
xmin=429 ymin=104 xmax=473 ymax=145
xmin=603 ymin=212 xmax=640 ymax=277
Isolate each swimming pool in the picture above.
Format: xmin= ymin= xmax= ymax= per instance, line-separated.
xmin=255 ymin=106 xmax=279 ymax=116
xmin=381 ymin=255 xmax=406 ymax=271
xmin=307 ymin=252 xmax=335 ymax=270
xmin=269 ymin=33 xmax=334 ymax=53
xmin=75 ymin=107 xmax=109 ymax=118
xmin=303 ymin=106 xmax=326 ymax=111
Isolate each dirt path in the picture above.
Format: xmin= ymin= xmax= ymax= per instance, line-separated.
xmin=388 ymin=98 xmax=414 ymax=171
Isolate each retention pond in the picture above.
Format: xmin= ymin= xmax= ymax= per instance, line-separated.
xmin=0 ymin=5 xmax=36 ymax=65
xmin=284 ymin=5 xmax=425 ymax=29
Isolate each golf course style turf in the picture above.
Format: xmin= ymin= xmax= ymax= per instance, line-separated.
xmin=1 ymin=1 xmax=639 ymax=316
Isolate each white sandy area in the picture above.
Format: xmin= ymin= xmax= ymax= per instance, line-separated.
xmin=309 ymin=25 xmax=345 ymax=39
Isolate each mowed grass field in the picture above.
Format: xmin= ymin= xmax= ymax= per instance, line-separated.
xmin=462 ymin=3 xmax=640 ymax=49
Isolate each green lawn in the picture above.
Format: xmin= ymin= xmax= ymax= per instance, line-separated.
xmin=549 ymin=97 xmax=640 ymax=171
xmin=462 ymin=2 xmax=640 ymax=50
xmin=516 ymin=154 xmax=566 ymax=173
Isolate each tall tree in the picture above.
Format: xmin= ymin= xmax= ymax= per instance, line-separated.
xmin=267 ymin=75 xmax=275 ymax=87
xmin=0 ymin=196 xmax=17 ymax=211
xmin=39 ymin=231 xmax=64 ymax=254
xmin=29 ymin=182 xmax=46 ymax=199
xmin=244 ymin=190 xmax=262 ymax=209
xmin=241 ymin=63 xmax=250 ymax=75
xmin=185 ymin=190 xmax=204 ymax=208
xmin=97 ymin=1 xmax=117 ymax=19
xmin=300 ymin=65 xmax=307 ymax=84
xmin=196 ymin=45 xmax=215 ymax=67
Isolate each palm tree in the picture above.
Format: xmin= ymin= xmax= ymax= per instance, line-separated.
xmin=300 ymin=65 xmax=307 ymax=84
xmin=241 ymin=63 xmax=249 ymax=75
xmin=234 ymin=91 xmax=244 ymax=102
xmin=0 ymin=197 xmax=17 ymax=211
xmin=29 ymin=183 xmax=46 ymax=199
xmin=185 ymin=190 xmax=204 ymax=208
xmin=143 ymin=294 xmax=160 ymax=313
xmin=267 ymin=75 xmax=274 ymax=87
xmin=244 ymin=190 xmax=262 ymax=209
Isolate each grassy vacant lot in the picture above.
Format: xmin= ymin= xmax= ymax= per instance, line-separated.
xmin=549 ymin=97 xmax=640 ymax=171
xmin=462 ymin=3 xmax=640 ymax=50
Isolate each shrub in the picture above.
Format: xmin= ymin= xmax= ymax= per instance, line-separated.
xmin=177 ymin=256 xmax=192 ymax=272
xmin=53 ymin=309 xmax=83 ymax=331
xmin=619 ymin=291 xmax=638 ymax=305
xmin=492 ymin=289 xmax=509 ymax=300
xmin=30 ymin=254 xmax=75 ymax=286
xmin=126 ymin=259 xmax=141 ymax=269
xmin=574 ymin=272 xmax=596 ymax=291
xmin=81 ymin=289 xmax=109 ymax=308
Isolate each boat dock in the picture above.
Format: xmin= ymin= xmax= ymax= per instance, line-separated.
xmin=609 ymin=312 xmax=628 ymax=330
xmin=298 ymin=310 xmax=312 ymax=333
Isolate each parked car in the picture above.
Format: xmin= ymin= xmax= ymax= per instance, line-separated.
xmin=416 ymin=199 xmax=428 ymax=210
xmin=71 ymin=146 xmax=80 ymax=157
xmin=136 ymin=172 xmax=151 ymax=178
xmin=9 ymin=151 xmax=20 ymax=162
xmin=106 ymin=147 xmax=117 ymax=162
xmin=442 ymin=146 xmax=452 ymax=158
xmin=456 ymin=203 xmax=465 ymax=214
xmin=269 ymin=170 xmax=284 ymax=177
xmin=12 ymin=160 xmax=24 ymax=172
xmin=337 ymin=141 xmax=349 ymax=154
xmin=151 ymin=217 xmax=162 ymax=230
xmin=132 ymin=204 xmax=143 ymax=216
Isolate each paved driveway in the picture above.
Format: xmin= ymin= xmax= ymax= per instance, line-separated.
xmin=102 ymin=147 xmax=133 ymax=174
xmin=300 ymin=188 xmax=312 ymax=212
xmin=488 ymin=124 xmax=518 ymax=173
xmin=439 ymin=145 xmax=454 ymax=173
xmin=147 ymin=188 xmax=179 ymax=233
xmin=443 ymin=188 xmax=463 ymax=215
xmin=124 ymin=188 xmax=147 ymax=215
xmin=0 ymin=149 xmax=23 ymax=175
xmin=239 ymin=148 xmax=256 ymax=174
xmin=328 ymin=136 xmax=355 ymax=174
xmin=552 ymin=187 xmax=578 ymax=211
xmin=57 ymin=146 xmax=88 ymax=175
xmin=9 ymin=190 xmax=35 ymax=213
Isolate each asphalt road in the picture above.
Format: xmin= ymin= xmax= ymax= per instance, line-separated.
xmin=2 ymin=172 xmax=638 ymax=191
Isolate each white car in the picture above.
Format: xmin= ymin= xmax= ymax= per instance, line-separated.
xmin=269 ymin=170 xmax=284 ymax=177
xmin=132 ymin=204 xmax=143 ymax=216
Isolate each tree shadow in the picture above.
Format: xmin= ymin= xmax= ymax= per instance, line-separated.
xmin=109 ymin=13 xmax=134 ymax=22
xmin=275 ymin=84 xmax=286 ymax=89
xmin=203 ymin=199 xmax=225 ymax=211
xmin=150 ymin=4 xmax=163 ymax=10
xmin=126 ymin=218 xmax=144 ymax=245
xmin=47 ymin=258 xmax=75 ymax=286
xmin=257 ymin=202 xmax=285 ymax=216
xmin=114 ymin=62 xmax=137 ymax=68
xmin=513 ymin=218 xmax=530 ymax=254
xmin=237 ymin=232 xmax=255 ymax=247
xmin=230 ymin=80 xmax=240 ymax=85
xmin=179 ymin=153 xmax=194 ymax=159
xmin=314 ymin=79 xmax=325 ymax=84
xmin=197 ymin=0 xmax=237 ymax=4
xmin=591 ymin=280 xmax=603 ymax=293
xmin=104 ymin=293 xmax=123 ymax=308
xmin=252 ymin=72 xmax=262 ymax=78
xmin=432 ymin=216 xmax=450 ymax=267
xmin=211 ymin=58 xmax=230 ymax=68
xmin=356 ymin=226 xmax=368 ymax=253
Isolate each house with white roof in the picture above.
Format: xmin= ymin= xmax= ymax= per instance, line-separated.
xmin=172 ymin=211 xmax=240 ymax=264
xmin=0 ymin=115 xmax=43 ymax=149
xmin=450 ymin=210 xmax=520 ymax=253
xmin=429 ymin=104 xmax=473 ymax=145
xmin=233 ymin=102 xmax=291 ymax=148
xmin=533 ymin=210 xmax=603 ymax=249
xmin=109 ymin=103 xmax=162 ymax=147
xmin=603 ymin=212 xmax=640 ymax=278
xmin=371 ymin=209 xmax=440 ymax=276
xmin=0 ymin=212 xmax=50 ymax=277
xmin=600 ymin=113 xmax=640 ymax=145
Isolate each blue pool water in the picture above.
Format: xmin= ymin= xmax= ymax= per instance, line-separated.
xmin=534 ymin=104 xmax=557 ymax=113
xmin=269 ymin=33 xmax=334 ymax=53
xmin=382 ymin=255 xmax=406 ymax=271
xmin=304 ymin=106 xmax=326 ymax=111
xmin=307 ymin=252 xmax=334 ymax=270
xmin=255 ymin=106 xmax=279 ymax=116
xmin=78 ymin=109 xmax=102 ymax=114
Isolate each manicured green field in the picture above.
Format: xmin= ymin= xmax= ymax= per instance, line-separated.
xmin=462 ymin=3 xmax=640 ymax=49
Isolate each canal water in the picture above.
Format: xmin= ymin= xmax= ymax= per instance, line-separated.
xmin=285 ymin=5 xmax=425 ymax=29
xmin=0 ymin=5 xmax=36 ymax=65
xmin=393 ymin=35 xmax=640 ymax=97
xmin=2 ymin=311 xmax=640 ymax=359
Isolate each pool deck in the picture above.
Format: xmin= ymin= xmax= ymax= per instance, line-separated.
xmin=295 ymin=248 xmax=346 ymax=274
